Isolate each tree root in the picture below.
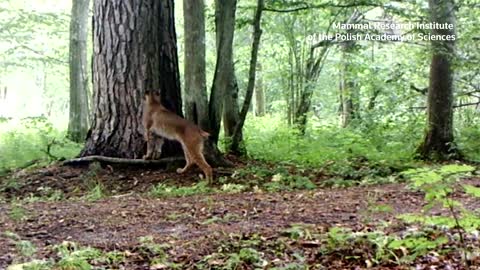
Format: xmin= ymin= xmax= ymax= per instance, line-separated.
xmin=62 ymin=155 xmax=184 ymax=166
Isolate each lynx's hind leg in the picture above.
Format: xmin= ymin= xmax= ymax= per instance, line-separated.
xmin=191 ymin=142 xmax=213 ymax=181
xmin=177 ymin=142 xmax=193 ymax=174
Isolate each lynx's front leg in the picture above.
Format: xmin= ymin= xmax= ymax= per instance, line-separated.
xmin=151 ymin=137 xmax=164 ymax=160
xmin=143 ymin=130 xmax=155 ymax=160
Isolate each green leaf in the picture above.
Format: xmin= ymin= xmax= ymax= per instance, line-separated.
xmin=438 ymin=164 xmax=475 ymax=175
xmin=464 ymin=184 xmax=480 ymax=198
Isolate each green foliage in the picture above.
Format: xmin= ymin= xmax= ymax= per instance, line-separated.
xmin=220 ymin=183 xmax=248 ymax=193
xmin=464 ymin=184 xmax=480 ymax=197
xmin=23 ymin=187 xmax=65 ymax=202
xmin=195 ymin=234 xmax=268 ymax=269
xmin=9 ymin=201 xmax=28 ymax=221
xmin=138 ymin=236 xmax=173 ymax=267
xmin=282 ymin=224 xmax=313 ymax=240
xmin=244 ymin=115 xmax=421 ymax=168
xmin=225 ymin=248 xmax=266 ymax=269
xmin=264 ymin=174 xmax=316 ymax=192
xmin=0 ymin=118 xmax=81 ymax=172
xmin=401 ymin=164 xmax=479 ymax=266
xmin=319 ymin=227 xmax=450 ymax=266
xmin=16 ymin=240 xmax=37 ymax=258
xmin=84 ymin=184 xmax=105 ymax=202
xmin=21 ymin=260 xmax=53 ymax=270
xmin=54 ymin=242 xmax=101 ymax=270
xmin=81 ymin=162 xmax=106 ymax=201
xmin=457 ymin=123 xmax=480 ymax=161
xmin=1 ymin=177 xmax=22 ymax=191
xmin=15 ymin=241 xmax=130 ymax=270
xmin=387 ymin=235 xmax=448 ymax=263
xmin=149 ymin=181 xmax=215 ymax=198
xmin=100 ymin=251 xmax=125 ymax=266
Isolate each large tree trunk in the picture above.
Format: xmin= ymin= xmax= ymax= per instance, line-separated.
xmin=183 ymin=0 xmax=209 ymax=131
xmin=67 ymin=0 xmax=90 ymax=142
xmin=81 ymin=0 xmax=181 ymax=158
xmin=417 ymin=0 xmax=461 ymax=160
xmin=208 ymin=0 xmax=237 ymax=145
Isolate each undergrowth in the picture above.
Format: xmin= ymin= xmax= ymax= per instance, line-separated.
xmin=0 ymin=117 xmax=81 ymax=174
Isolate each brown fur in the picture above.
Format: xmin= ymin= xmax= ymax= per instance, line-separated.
xmin=142 ymin=91 xmax=213 ymax=180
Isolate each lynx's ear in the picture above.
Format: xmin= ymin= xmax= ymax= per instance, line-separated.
xmin=144 ymin=90 xmax=162 ymax=104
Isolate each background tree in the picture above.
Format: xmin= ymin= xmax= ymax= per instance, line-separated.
xmin=254 ymin=63 xmax=265 ymax=116
xmin=67 ymin=0 xmax=90 ymax=142
xmin=230 ymin=0 xmax=264 ymax=152
xmin=81 ymin=0 xmax=182 ymax=158
xmin=208 ymin=0 xmax=238 ymax=145
xmin=417 ymin=0 xmax=461 ymax=160
xmin=183 ymin=0 xmax=209 ymax=131
xmin=339 ymin=11 xmax=362 ymax=128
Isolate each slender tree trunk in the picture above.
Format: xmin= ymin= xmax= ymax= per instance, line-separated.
xmin=255 ymin=63 xmax=265 ymax=116
xmin=218 ymin=8 xmax=243 ymax=154
xmin=183 ymin=0 xmax=209 ymax=131
xmin=287 ymin=51 xmax=294 ymax=126
xmin=67 ymin=0 xmax=90 ymax=142
xmin=340 ymin=36 xmax=361 ymax=128
xmin=294 ymin=44 xmax=329 ymax=134
xmin=417 ymin=0 xmax=461 ymax=160
xmin=208 ymin=0 xmax=237 ymax=144
xmin=230 ymin=0 xmax=264 ymax=153
xmin=340 ymin=42 xmax=356 ymax=128
xmin=81 ymin=0 xmax=181 ymax=158
xmin=223 ymin=73 xmax=241 ymax=139
xmin=337 ymin=12 xmax=362 ymax=128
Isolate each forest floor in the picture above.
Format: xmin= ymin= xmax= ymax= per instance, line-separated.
xmin=0 ymin=160 xmax=479 ymax=269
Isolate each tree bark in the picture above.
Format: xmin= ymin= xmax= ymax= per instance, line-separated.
xmin=67 ymin=0 xmax=90 ymax=142
xmin=254 ymin=63 xmax=265 ymax=116
xmin=339 ymin=11 xmax=361 ymax=128
xmin=417 ymin=0 xmax=461 ymax=160
xmin=212 ymin=0 xmax=244 ymax=154
xmin=340 ymin=40 xmax=358 ymax=128
xmin=81 ymin=0 xmax=182 ymax=158
xmin=230 ymin=0 xmax=264 ymax=153
xmin=208 ymin=0 xmax=237 ymax=145
xmin=223 ymin=73 xmax=241 ymax=139
xmin=183 ymin=0 xmax=232 ymax=166
xmin=293 ymin=45 xmax=329 ymax=134
xmin=183 ymin=0 xmax=209 ymax=131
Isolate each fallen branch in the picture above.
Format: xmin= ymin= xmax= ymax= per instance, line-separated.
xmin=62 ymin=155 xmax=184 ymax=166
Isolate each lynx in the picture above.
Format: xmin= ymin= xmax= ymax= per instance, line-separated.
xmin=142 ymin=91 xmax=213 ymax=180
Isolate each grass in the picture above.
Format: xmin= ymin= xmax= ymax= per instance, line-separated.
xmin=2 ymin=113 xmax=479 ymax=174
xmin=242 ymin=114 xmax=423 ymax=166
xmin=1 ymin=113 xmax=479 ymax=200
xmin=0 ymin=117 xmax=81 ymax=174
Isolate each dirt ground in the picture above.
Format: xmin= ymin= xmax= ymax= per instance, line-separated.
xmin=1 ymin=162 xmax=479 ymax=269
